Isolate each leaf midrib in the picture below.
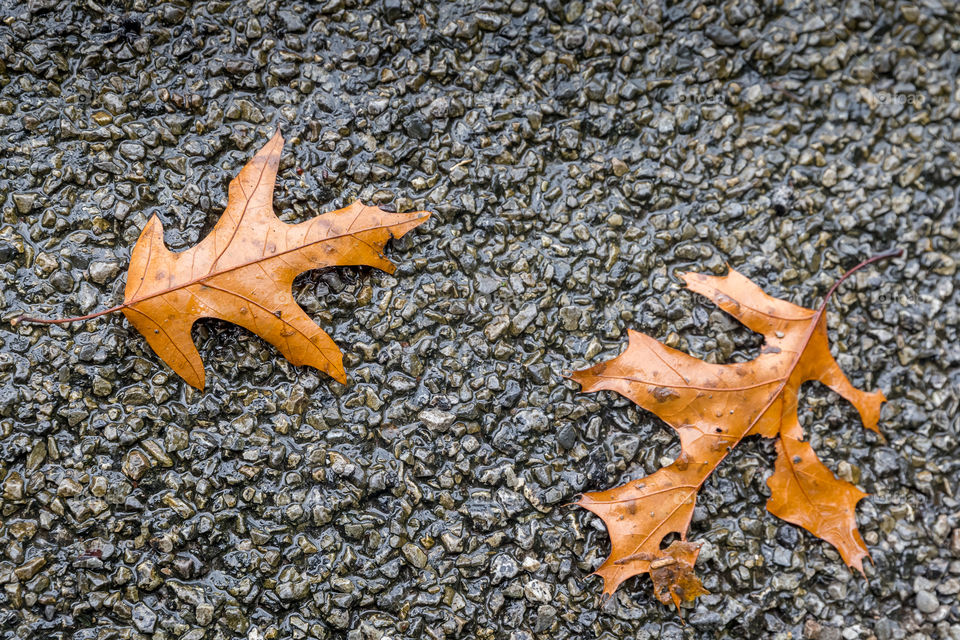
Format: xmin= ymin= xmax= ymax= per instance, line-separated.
xmin=125 ymin=214 xmax=428 ymax=313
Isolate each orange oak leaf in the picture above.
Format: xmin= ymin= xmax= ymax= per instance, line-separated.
xmin=15 ymin=130 xmax=430 ymax=390
xmin=571 ymin=251 xmax=900 ymax=606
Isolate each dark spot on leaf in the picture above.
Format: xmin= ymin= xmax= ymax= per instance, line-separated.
xmin=652 ymin=386 xmax=679 ymax=402
xmin=715 ymin=293 xmax=740 ymax=311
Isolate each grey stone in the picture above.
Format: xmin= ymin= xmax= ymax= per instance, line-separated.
xmin=419 ymin=408 xmax=455 ymax=431
xmin=916 ymin=590 xmax=939 ymax=614
xmin=88 ymin=261 xmax=120 ymax=285
xmin=132 ymin=603 xmax=157 ymax=633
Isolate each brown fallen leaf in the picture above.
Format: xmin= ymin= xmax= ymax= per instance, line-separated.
xmin=571 ymin=250 xmax=900 ymax=607
xmin=14 ymin=130 xmax=430 ymax=389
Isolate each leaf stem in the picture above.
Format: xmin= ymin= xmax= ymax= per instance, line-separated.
xmin=11 ymin=303 xmax=128 ymax=327
xmin=819 ymin=247 xmax=903 ymax=312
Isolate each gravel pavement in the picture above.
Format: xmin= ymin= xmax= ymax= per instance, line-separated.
xmin=0 ymin=0 xmax=958 ymax=639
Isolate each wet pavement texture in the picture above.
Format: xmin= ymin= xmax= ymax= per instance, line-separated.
xmin=0 ymin=0 xmax=959 ymax=639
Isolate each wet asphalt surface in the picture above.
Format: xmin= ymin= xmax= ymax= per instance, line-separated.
xmin=0 ymin=0 xmax=959 ymax=638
